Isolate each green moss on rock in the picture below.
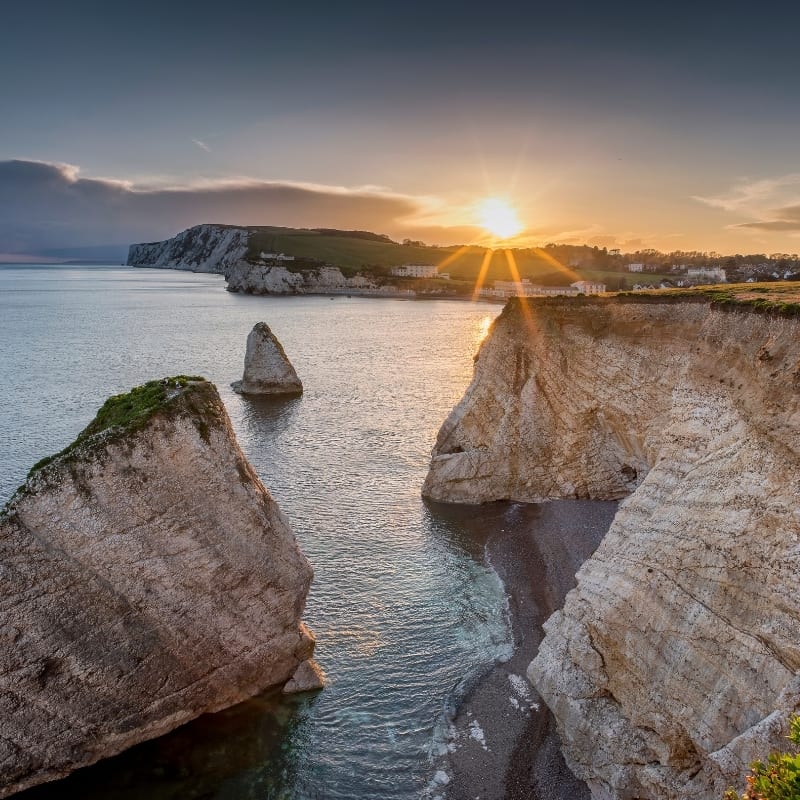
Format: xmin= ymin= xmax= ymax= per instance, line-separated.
xmin=16 ymin=377 xmax=220 ymax=498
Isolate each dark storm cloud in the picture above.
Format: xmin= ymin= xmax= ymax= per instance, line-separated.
xmin=0 ymin=160 xmax=432 ymax=255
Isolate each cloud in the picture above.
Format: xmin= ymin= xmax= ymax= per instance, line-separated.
xmin=692 ymin=175 xmax=800 ymax=213
xmin=731 ymin=205 xmax=800 ymax=232
xmin=693 ymin=174 xmax=800 ymax=235
xmin=0 ymin=159 xmax=477 ymax=257
xmin=191 ymin=138 xmax=211 ymax=152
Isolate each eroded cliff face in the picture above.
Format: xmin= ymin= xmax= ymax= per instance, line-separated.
xmin=225 ymin=262 xmax=376 ymax=294
xmin=0 ymin=378 xmax=315 ymax=797
xmin=127 ymin=225 xmax=250 ymax=272
xmin=423 ymin=298 xmax=800 ymax=799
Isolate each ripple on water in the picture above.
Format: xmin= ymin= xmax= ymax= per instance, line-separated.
xmin=0 ymin=266 xmax=511 ymax=800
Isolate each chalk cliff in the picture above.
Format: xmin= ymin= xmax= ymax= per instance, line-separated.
xmin=126 ymin=225 xmax=379 ymax=293
xmin=224 ymin=262 xmax=377 ymax=294
xmin=232 ymin=322 xmax=303 ymax=396
xmin=423 ymin=297 xmax=800 ymax=798
xmin=0 ymin=377 xmax=317 ymax=797
xmin=127 ymin=225 xmax=250 ymax=272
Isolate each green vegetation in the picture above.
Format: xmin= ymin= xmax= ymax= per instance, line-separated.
xmin=24 ymin=376 xmax=210 ymax=481
xmin=724 ymin=715 xmax=800 ymax=800
xmin=240 ymin=226 xmax=657 ymax=286
xmin=81 ymin=376 xmax=205 ymax=438
xmin=615 ymin=282 xmax=800 ymax=317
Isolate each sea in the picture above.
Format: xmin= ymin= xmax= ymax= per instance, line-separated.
xmin=0 ymin=264 xmax=515 ymax=799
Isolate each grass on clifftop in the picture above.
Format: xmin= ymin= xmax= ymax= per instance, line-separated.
xmin=81 ymin=376 xmax=205 ymax=438
xmin=26 ymin=376 xmax=208 ymax=479
xmin=614 ymin=281 xmax=800 ymax=316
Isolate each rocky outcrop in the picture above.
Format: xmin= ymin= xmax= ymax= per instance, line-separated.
xmin=0 ymin=377 xmax=318 ymax=797
xmin=232 ymin=322 xmax=303 ymax=396
xmin=127 ymin=225 xmax=250 ymax=272
xmin=224 ymin=262 xmax=377 ymax=294
xmin=283 ymin=659 xmax=326 ymax=694
xmin=423 ymin=297 xmax=800 ymax=798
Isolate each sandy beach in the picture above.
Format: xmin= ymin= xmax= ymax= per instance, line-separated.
xmin=426 ymin=499 xmax=618 ymax=800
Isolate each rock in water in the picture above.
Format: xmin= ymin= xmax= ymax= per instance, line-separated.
xmin=231 ymin=322 xmax=303 ymax=396
xmin=423 ymin=297 xmax=800 ymax=799
xmin=283 ymin=659 xmax=326 ymax=694
xmin=0 ymin=377 xmax=316 ymax=797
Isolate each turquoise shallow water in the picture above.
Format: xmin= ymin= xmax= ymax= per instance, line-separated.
xmin=0 ymin=265 xmax=511 ymax=799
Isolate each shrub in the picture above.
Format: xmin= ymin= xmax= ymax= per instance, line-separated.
xmin=724 ymin=715 xmax=800 ymax=800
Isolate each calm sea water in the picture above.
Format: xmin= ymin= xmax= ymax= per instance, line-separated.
xmin=0 ymin=265 xmax=511 ymax=800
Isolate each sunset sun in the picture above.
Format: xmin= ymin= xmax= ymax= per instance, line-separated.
xmin=477 ymin=197 xmax=523 ymax=239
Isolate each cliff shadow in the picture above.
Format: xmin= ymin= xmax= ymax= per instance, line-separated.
xmin=15 ymin=687 xmax=321 ymax=800
xmin=421 ymin=498 xmax=618 ymax=800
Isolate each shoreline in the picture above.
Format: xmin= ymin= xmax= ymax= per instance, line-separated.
xmin=426 ymin=499 xmax=618 ymax=800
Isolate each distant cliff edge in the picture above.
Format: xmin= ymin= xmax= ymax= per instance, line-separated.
xmin=423 ymin=296 xmax=800 ymax=799
xmin=0 ymin=377 xmax=317 ymax=797
xmin=127 ymin=224 xmax=250 ymax=273
xmin=127 ymin=224 xmax=385 ymax=294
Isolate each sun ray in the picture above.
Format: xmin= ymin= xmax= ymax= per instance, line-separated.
xmin=531 ymin=247 xmax=581 ymax=283
xmin=503 ymin=249 xmax=534 ymax=330
xmin=435 ymin=245 xmax=471 ymax=274
xmin=471 ymin=249 xmax=494 ymax=301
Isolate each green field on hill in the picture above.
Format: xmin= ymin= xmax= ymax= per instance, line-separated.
xmin=244 ymin=227 xmax=638 ymax=286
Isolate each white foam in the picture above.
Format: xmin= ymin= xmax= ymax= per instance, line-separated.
xmin=508 ymin=673 xmax=532 ymax=702
xmin=469 ymin=720 xmax=488 ymax=750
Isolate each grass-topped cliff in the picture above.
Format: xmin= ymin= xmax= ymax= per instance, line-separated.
xmin=0 ymin=375 xmax=315 ymax=798
xmin=499 ymin=281 xmax=800 ymax=318
xmin=616 ymin=281 xmax=800 ymax=315
xmin=13 ymin=377 xmax=222 ymax=501
xmin=129 ymin=224 xmax=663 ymax=286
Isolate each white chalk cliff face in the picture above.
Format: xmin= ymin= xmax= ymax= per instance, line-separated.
xmin=0 ymin=378 xmax=318 ymax=798
xmin=232 ymin=322 xmax=303 ymax=396
xmin=225 ymin=262 xmax=376 ymax=294
xmin=126 ymin=225 xmax=378 ymax=292
xmin=127 ymin=225 xmax=250 ymax=273
xmin=423 ymin=298 xmax=800 ymax=799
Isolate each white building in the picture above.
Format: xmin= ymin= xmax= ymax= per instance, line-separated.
xmin=390 ymin=264 xmax=439 ymax=278
xmin=687 ymin=266 xmax=727 ymax=283
xmin=487 ymin=279 xmax=605 ymax=299
xmin=260 ymin=252 xmax=296 ymax=262
xmin=570 ymin=280 xmax=606 ymax=294
xmin=628 ymin=262 xmax=645 ymax=273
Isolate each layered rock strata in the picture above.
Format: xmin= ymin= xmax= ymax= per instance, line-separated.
xmin=423 ymin=297 xmax=800 ymax=798
xmin=232 ymin=323 xmax=303 ymax=396
xmin=0 ymin=377 xmax=317 ymax=797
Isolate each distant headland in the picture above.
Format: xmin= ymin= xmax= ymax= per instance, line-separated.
xmin=127 ymin=224 xmax=800 ymax=299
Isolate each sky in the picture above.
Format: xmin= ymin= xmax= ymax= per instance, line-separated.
xmin=2 ymin=0 xmax=800 ymax=259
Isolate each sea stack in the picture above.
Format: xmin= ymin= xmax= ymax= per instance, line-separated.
xmin=0 ymin=377 xmax=319 ymax=798
xmin=423 ymin=297 xmax=800 ymax=799
xmin=232 ymin=322 xmax=303 ymax=396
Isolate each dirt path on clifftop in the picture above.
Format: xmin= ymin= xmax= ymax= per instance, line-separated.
xmin=425 ymin=500 xmax=618 ymax=800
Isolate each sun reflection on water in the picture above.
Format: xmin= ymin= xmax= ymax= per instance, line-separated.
xmin=475 ymin=315 xmax=493 ymax=350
